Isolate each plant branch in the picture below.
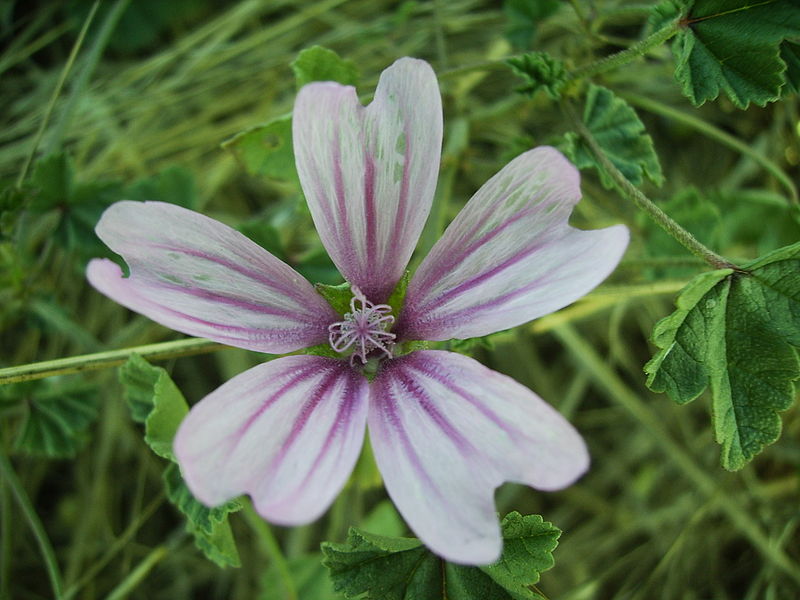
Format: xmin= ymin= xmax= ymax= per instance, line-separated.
xmin=566 ymin=104 xmax=739 ymax=271
xmin=570 ymin=21 xmax=679 ymax=80
xmin=0 ymin=338 xmax=227 ymax=385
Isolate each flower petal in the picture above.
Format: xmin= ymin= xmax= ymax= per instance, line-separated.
xmin=174 ymin=355 xmax=369 ymax=524
xmin=87 ymin=201 xmax=338 ymax=353
xmin=368 ymin=350 xmax=588 ymax=565
xmin=396 ymin=147 xmax=629 ymax=341
xmin=293 ymin=57 xmax=442 ymax=302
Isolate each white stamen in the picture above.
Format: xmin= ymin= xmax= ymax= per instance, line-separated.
xmin=327 ymin=286 xmax=396 ymax=365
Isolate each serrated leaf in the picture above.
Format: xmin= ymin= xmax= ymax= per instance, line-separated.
xmin=672 ymin=0 xmax=800 ymax=108
xmin=291 ymin=45 xmax=359 ymax=89
xmin=15 ymin=386 xmax=98 ymax=458
xmin=222 ymin=115 xmax=297 ymax=182
xmin=163 ymin=462 xmax=241 ymax=534
xmin=118 ymin=354 xmax=188 ymax=460
xmin=645 ymin=242 xmax=800 ymax=469
xmin=506 ymin=52 xmax=569 ymax=100
xmin=322 ymin=512 xmax=559 ymax=600
xmin=564 ymin=85 xmax=664 ymax=188
xmin=127 ymin=166 xmax=198 ymax=209
xmin=780 ymin=40 xmax=800 ymax=94
xmin=190 ymin=516 xmax=242 ymax=569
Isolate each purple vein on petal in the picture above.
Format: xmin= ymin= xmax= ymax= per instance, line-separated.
xmin=384 ymin=123 xmax=412 ymax=276
xmin=363 ymin=146 xmax=378 ymax=285
xmin=331 ymin=129 xmax=359 ymax=283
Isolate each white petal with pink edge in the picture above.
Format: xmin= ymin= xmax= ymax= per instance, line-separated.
xmin=367 ymin=350 xmax=589 ymax=565
xmin=293 ymin=57 xmax=442 ymax=303
xmin=396 ymin=147 xmax=629 ymax=342
xmin=173 ymin=355 xmax=369 ymax=524
xmin=87 ymin=201 xmax=338 ymax=354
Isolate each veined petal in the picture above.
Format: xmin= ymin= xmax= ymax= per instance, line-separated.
xmin=174 ymin=355 xmax=369 ymax=524
xmin=368 ymin=350 xmax=588 ymax=565
xmin=293 ymin=57 xmax=442 ymax=302
xmin=87 ymin=201 xmax=338 ymax=354
xmin=396 ymin=147 xmax=629 ymax=341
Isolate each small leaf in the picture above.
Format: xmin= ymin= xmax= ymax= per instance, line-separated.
xmin=291 ymin=46 xmax=359 ymax=89
xmin=564 ymin=84 xmax=664 ymax=188
xmin=163 ymin=462 xmax=241 ymax=535
xmin=322 ymin=512 xmax=560 ymax=600
xmin=671 ymin=0 xmax=800 ymax=108
xmin=645 ymin=242 xmax=800 ymax=469
xmin=14 ymin=385 xmax=98 ymax=458
xmin=506 ymin=52 xmax=569 ymax=100
xmin=222 ymin=115 xmax=297 ymax=182
xmin=118 ymin=354 xmax=188 ymax=460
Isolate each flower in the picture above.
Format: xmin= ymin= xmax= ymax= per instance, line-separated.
xmin=86 ymin=57 xmax=629 ymax=565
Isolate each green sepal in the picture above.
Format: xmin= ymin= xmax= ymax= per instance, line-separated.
xmin=221 ymin=114 xmax=297 ymax=182
xmin=671 ymin=0 xmax=800 ymax=108
xmin=291 ymin=45 xmax=360 ymax=89
xmin=645 ymin=241 xmax=800 ymax=470
xmin=563 ymin=84 xmax=664 ymax=188
xmin=506 ymin=52 xmax=569 ymax=100
xmin=322 ymin=512 xmax=560 ymax=600
xmin=385 ymin=270 xmax=411 ymax=318
xmin=315 ymin=281 xmax=353 ymax=316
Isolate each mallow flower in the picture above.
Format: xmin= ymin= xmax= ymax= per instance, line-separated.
xmin=86 ymin=57 xmax=629 ymax=565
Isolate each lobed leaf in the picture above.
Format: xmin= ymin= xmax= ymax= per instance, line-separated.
xmin=322 ymin=512 xmax=559 ymax=600
xmin=645 ymin=242 xmax=800 ymax=469
xmin=671 ymin=0 xmax=800 ymax=108
xmin=506 ymin=51 xmax=569 ymax=99
xmin=291 ymin=45 xmax=360 ymax=89
xmin=222 ymin=115 xmax=297 ymax=182
xmin=564 ymin=85 xmax=664 ymax=188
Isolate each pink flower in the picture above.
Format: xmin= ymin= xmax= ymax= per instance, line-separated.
xmin=87 ymin=58 xmax=628 ymax=565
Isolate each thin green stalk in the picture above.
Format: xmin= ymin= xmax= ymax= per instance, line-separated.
xmin=242 ymin=503 xmax=297 ymax=600
xmin=554 ymin=324 xmax=800 ymax=584
xmin=46 ymin=0 xmax=131 ymax=153
xmin=621 ymin=91 xmax=799 ymax=204
xmin=570 ymin=22 xmax=679 ymax=80
xmin=566 ymin=104 xmax=737 ymax=270
xmin=62 ymin=492 xmax=166 ymax=600
xmin=0 ymin=452 xmax=64 ymax=599
xmin=16 ymin=1 xmax=100 ymax=187
xmin=103 ymin=545 xmax=167 ymax=600
xmin=0 ymin=338 xmax=226 ymax=385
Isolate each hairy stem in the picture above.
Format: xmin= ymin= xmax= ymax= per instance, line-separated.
xmin=0 ymin=338 xmax=226 ymax=385
xmin=570 ymin=21 xmax=679 ymax=80
xmin=566 ymin=104 xmax=738 ymax=270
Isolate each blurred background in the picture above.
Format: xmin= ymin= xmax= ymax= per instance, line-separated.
xmin=1 ymin=0 xmax=799 ymax=598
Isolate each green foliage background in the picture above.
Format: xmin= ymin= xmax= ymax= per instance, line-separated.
xmin=0 ymin=0 xmax=798 ymax=598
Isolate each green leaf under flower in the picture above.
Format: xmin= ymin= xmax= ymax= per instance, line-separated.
xmin=322 ymin=512 xmax=560 ymax=600
xmin=645 ymin=241 xmax=800 ymax=470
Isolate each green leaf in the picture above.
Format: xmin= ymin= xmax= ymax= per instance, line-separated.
xmin=322 ymin=512 xmax=560 ymax=600
xmin=29 ymin=153 xmax=74 ymax=212
xmin=291 ymin=45 xmax=359 ymax=89
xmin=127 ymin=166 xmax=198 ymax=209
xmin=222 ymin=115 xmax=297 ymax=182
xmin=118 ymin=354 xmax=188 ymax=460
xmin=14 ymin=384 xmax=98 ymax=458
xmin=506 ymin=52 xmax=569 ymax=100
xmin=503 ymin=0 xmax=560 ymax=49
xmin=672 ymin=0 xmax=800 ymax=108
xmin=780 ymin=40 xmax=800 ymax=95
xmin=563 ymin=85 xmax=664 ymax=188
xmin=645 ymin=242 xmax=800 ymax=470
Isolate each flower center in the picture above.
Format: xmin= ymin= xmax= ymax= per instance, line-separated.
xmin=328 ymin=287 xmax=396 ymax=365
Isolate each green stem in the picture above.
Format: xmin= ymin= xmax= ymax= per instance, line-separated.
xmin=16 ymin=1 xmax=100 ymax=187
xmin=0 ymin=338 xmax=226 ymax=385
xmin=621 ymin=91 xmax=799 ymax=204
xmin=242 ymin=503 xmax=297 ymax=600
xmin=103 ymin=545 xmax=167 ymax=600
xmin=570 ymin=22 xmax=679 ymax=80
xmin=554 ymin=324 xmax=800 ymax=585
xmin=566 ymin=104 xmax=738 ymax=271
xmin=0 ymin=452 xmax=64 ymax=599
